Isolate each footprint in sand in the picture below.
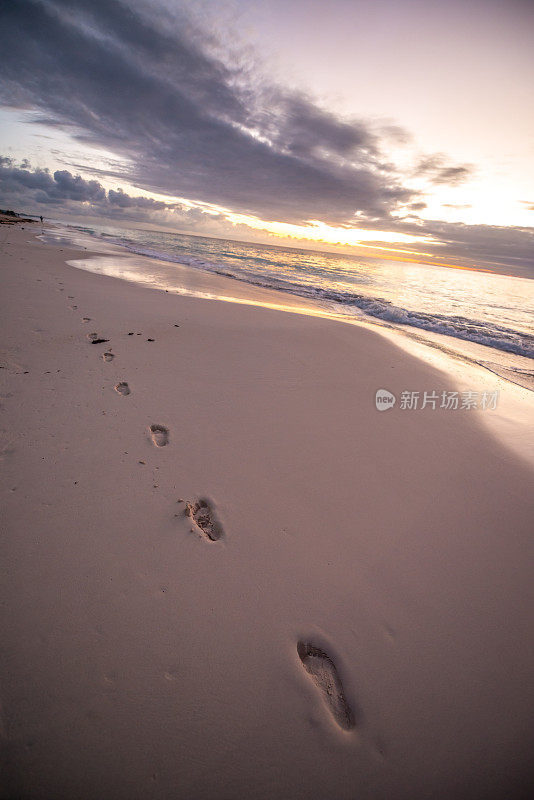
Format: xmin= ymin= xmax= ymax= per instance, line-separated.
xmin=87 ymin=332 xmax=109 ymax=344
xmin=149 ymin=424 xmax=169 ymax=447
xmin=297 ymin=641 xmax=355 ymax=731
xmin=102 ymin=352 xmax=114 ymax=362
xmin=82 ymin=317 xmax=91 ymax=323
xmin=114 ymin=382 xmax=130 ymax=396
xmin=184 ymin=498 xmax=223 ymax=541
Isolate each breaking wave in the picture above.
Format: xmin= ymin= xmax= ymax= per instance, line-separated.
xmin=70 ymin=224 xmax=534 ymax=360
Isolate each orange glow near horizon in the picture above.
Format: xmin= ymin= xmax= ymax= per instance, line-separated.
xmin=228 ymin=214 xmax=430 ymax=249
xmin=102 ymin=184 xmax=501 ymax=275
xmin=221 ymin=212 xmax=500 ymax=274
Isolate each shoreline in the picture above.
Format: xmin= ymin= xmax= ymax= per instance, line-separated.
xmin=45 ymin=220 xmax=534 ymax=373
xmin=42 ymin=221 xmax=534 ymax=467
xmin=1 ymin=222 xmax=534 ymax=799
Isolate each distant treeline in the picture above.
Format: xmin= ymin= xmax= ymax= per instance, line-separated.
xmin=0 ymin=209 xmax=36 ymax=223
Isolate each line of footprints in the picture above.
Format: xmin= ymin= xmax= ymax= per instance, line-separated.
xmin=86 ymin=318 xmax=356 ymax=734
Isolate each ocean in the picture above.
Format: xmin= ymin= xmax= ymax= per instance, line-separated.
xmin=50 ymin=221 xmax=534 ymax=386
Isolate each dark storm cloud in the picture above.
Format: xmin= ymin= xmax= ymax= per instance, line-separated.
xmin=108 ymin=189 xmax=167 ymax=210
xmin=0 ymin=160 xmax=105 ymax=205
xmin=51 ymin=170 xmax=106 ymax=202
xmin=0 ymin=0 xmax=412 ymax=223
xmin=0 ymin=157 xmax=171 ymax=211
xmin=256 ymin=94 xmax=379 ymax=158
xmin=415 ymin=155 xmax=473 ymax=186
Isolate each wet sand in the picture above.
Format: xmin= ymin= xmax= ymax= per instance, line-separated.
xmin=1 ymin=223 xmax=533 ymax=799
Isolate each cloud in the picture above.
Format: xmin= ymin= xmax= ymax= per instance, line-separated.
xmin=107 ymin=188 xmax=167 ymax=210
xmin=378 ymin=124 xmax=413 ymax=145
xmin=0 ymin=0 xmax=413 ymax=224
xmin=0 ymin=156 xmax=171 ymax=213
xmin=51 ymin=170 xmax=106 ymax=202
xmin=520 ymin=200 xmax=534 ymax=211
xmin=0 ymin=155 xmax=243 ymax=236
xmin=432 ymin=166 xmax=472 ymax=185
xmin=2 ymin=155 xmax=533 ymax=274
xmin=1 ymin=1 xmax=532 ymax=274
xmin=379 ymin=215 xmax=534 ymax=275
xmin=415 ymin=154 xmax=474 ymax=185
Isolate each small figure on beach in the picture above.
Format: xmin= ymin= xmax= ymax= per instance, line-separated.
xmin=39 ymin=215 xmax=43 ymax=224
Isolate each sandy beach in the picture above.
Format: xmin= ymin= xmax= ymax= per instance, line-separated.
xmin=1 ymin=222 xmax=533 ymax=800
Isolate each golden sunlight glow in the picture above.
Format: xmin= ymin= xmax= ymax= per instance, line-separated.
xmin=227 ymin=214 xmax=430 ymax=250
xmin=97 ymin=179 xmax=495 ymax=273
xmin=224 ymin=212 xmax=495 ymax=273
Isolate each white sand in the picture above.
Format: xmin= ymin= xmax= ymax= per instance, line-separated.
xmin=1 ymin=224 xmax=533 ymax=799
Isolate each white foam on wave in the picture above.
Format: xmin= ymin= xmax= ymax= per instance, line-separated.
xmin=69 ymin=225 xmax=534 ymax=360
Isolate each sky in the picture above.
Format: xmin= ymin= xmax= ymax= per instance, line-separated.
xmin=0 ymin=0 xmax=533 ymax=273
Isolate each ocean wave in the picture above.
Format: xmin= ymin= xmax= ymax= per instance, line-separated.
xmin=249 ymin=280 xmax=534 ymax=358
xmin=70 ymin=227 xmax=534 ymax=360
